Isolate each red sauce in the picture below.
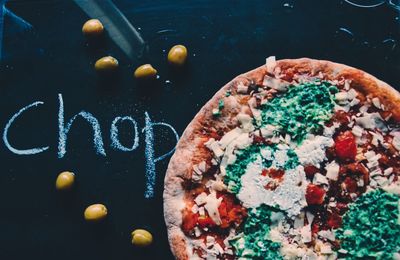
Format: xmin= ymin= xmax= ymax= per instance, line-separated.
xmin=261 ymin=168 xmax=284 ymax=179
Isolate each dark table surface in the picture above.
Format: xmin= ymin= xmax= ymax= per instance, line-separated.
xmin=0 ymin=0 xmax=399 ymax=259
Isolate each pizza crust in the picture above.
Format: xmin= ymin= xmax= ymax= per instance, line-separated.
xmin=163 ymin=58 xmax=400 ymax=260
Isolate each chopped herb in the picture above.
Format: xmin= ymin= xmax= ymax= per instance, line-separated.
xmin=225 ymin=91 xmax=231 ymax=97
xmin=212 ymin=108 xmax=221 ymax=117
xmin=218 ymin=99 xmax=224 ymax=109
xmin=336 ymin=189 xmax=400 ymax=259
xmin=230 ymin=205 xmax=283 ymax=259
xmin=260 ymin=82 xmax=337 ymax=142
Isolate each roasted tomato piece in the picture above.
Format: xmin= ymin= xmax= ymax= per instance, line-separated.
xmin=343 ymin=177 xmax=358 ymax=193
xmin=306 ymin=184 xmax=326 ymax=205
xmin=332 ymin=110 xmax=350 ymax=124
xmin=197 ymin=215 xmax=216 ymax=228
xmin=327 ymin=212 xmax=342 ymax=229
xmin=336 ymin=202 xmax=348 ymax=214
xmin=182 ymin=211 xmax=199 ymax=233
xmin=219 ymin=196 xmax=247 ymax=228
xmin=334 ymin=131 xmax=357 ymax=161
xmin=304 ymin=165 xmax=319 ymax=179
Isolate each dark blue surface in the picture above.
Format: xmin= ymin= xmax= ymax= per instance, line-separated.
xmin=0 ymin=0 xmax=399 ymax=259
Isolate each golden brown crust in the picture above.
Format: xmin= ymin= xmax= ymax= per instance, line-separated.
xmin=163 ymin=58 xmax=400 ymax=259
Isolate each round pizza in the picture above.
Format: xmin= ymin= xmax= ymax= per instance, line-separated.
xmin=163 ymin=57 xmax=400 ymax=259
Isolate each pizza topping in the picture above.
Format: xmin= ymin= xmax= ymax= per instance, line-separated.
xmin=295 ymin=135 xmax=334 ymax=167
xmin=372 ymin=97 xmax=382 ymax=109
xmin=265 ymin=56 xmax=277 ymax=74
xmin=229 ymin=205 xmax=283 ymax=259
xmin=392 ymin=135 xmax=400 ymax=151
xmin=334 ymin=131 xmax=357 ymax=161
xmin=260 ymin=82 xmax=337 ymax=142
xmin=306 ymin=184 xmax=326 ymax=205
xmin=236 ymin=82 xmax=248 ymax=94
xmin=263 ymin=76 xmax=289 ymax=92
xmin=202 ymin=191 xmax=223 ymax=225
xmin=180 ymin=71 xmax=400 ymax=259
xmin=325 ymin=161 xmax=340 ymax=181
xmin=205 ymin=138 xmax=224 ymax=158
xmin=236 ymin=113 xmax=254 ymax=132
xmin=192 ymin=161 xmax=207 ymax=182
xmin=336 ymin=189 xmax=400 ymax=259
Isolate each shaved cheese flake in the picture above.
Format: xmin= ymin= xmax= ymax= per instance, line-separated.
xmin=237 ymin=82 xmax=248 ymax=94
xmin=384 ymin=167 xmax=393 ymax=176
xmin=260 ymin=124 xmax=277 ymax=138
xmin=318 ymin=230 xmax=336 ymax=241
xmin=205 ymin=138 xmax=224 ymax=158
xmin=355 ymin=112 xmax=384 ymax=130
xmin=293 ymin=212 xmax=305 ymax=228
xmin=347 ymin=88 xmax=357 ymax=99
xmin=306 ymin=211 xmax=315 ymax=224
xmin=372 ymin=97 xmax=381 ymax=109
xmin=263 ymin=76 xmax=289 ymax=92
xmin=203 ymin=191 xmax=223 ymax=225
xmin=194 ymin=192 xmax=208 ymax=205
xmin=313 ymin=173 xmax=329 ymax=185
xmin=218 ymin=127 xmax=243 ymax=149
xmin=325 ymin=161 xmax=339 ymax=181
xmin=335 ymin=92 xmax=348 ymax=103
xmin=320 ymin=244 xmax=333 ymax=254
xmin=300 ymin=224 xmax=312 ymax=243
xmin=393 ymin=135 xmax=400 ymax=151
xmin=237 ymin=113 xmax=255 ymax=132
xmin=352 ymin=125 xmax=364 ymax=137
xmin=265 ymin=56 xmax=277 ymax=73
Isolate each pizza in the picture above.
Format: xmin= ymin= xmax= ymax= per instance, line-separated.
xmin=163 ymin=57 xmax=400 ymax=259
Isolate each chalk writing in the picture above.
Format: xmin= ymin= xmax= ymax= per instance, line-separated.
xmin=143 ymin=112 xmax=179 ymax=198
xmin=3 ymin=94 xmax=180 ymax=198
xmin=2 ymin=101 xmax=49 ymax=155
xmin=110 ymin=116 xmax=139 ymax=152
xmin=58 ymin=94 xmax=106 ymax=158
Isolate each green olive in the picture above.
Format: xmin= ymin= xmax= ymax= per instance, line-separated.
xmin=134 ymin=64 xmax=157 ymax=79
xmin=84 ymin=204 xmax=108 ymax=222
xmin=167 ymin=45 xmax=188 ymax=66
xmin=131 ymin=229 xmax=153 ymax=247
xmin=55 ymin=171 xmax=75 ymax=191
xmin=82 ymin=19 xmax=104 ymax=37
xmin=95 ymin=56 xmax=119 ymax=71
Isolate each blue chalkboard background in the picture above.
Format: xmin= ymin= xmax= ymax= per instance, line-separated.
xmin=0 ymin=0 xmax=399 ymax=259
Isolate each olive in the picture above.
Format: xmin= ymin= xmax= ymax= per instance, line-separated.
xmin=55 ymin=171 xmax=75 ymax=191
xmin=95 ymin=56 xmax=119 ymax=72
xmin=167 ymin=45 xmax=188 ymax=66
xmin=134 ymin=64 xmax=157 ymax=79
xmin=84 ymin=204 xmax=108 ymax=222
xmin=131 ymin=229 xmax=153 ymax=247
xmin=82 ymin=19 xmax=104 ymax=37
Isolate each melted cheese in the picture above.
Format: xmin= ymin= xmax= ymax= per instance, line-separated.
xmin=295 ymin=135 xmax=333 ymax=167
xmin=237 ymin=156 xmax=307 ymax=217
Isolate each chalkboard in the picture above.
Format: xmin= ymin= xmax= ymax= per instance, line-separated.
xmin=0 ymin=0 xmax=399 ymax=259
